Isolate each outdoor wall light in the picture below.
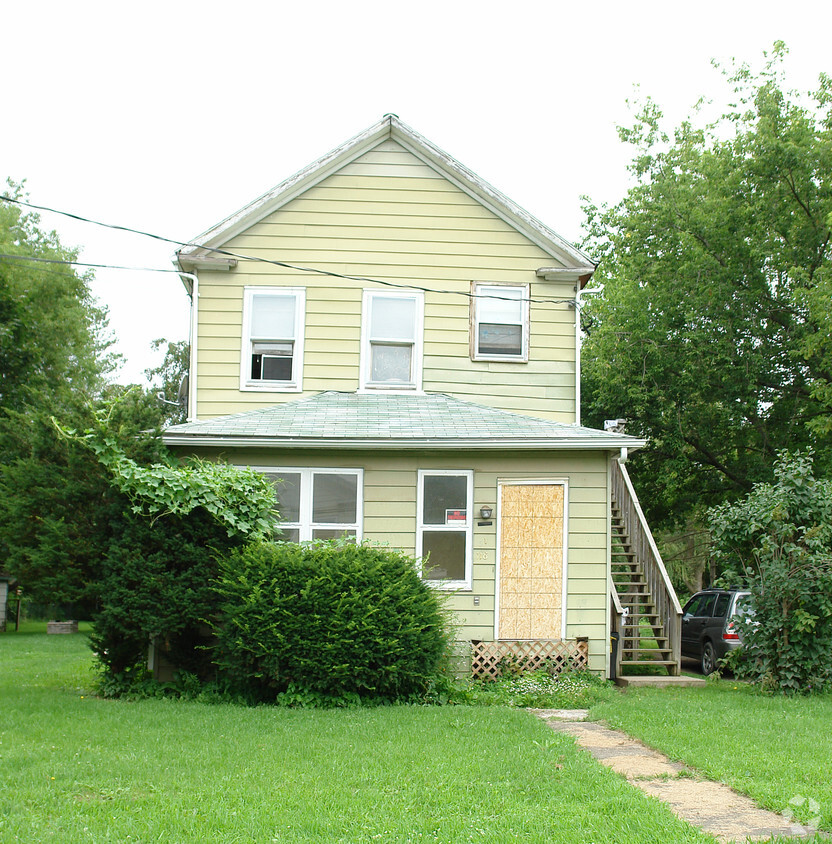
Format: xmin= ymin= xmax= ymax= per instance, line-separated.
xmin=479 ymin=506 xmax=493 ymax=520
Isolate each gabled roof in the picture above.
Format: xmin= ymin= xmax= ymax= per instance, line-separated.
xmin=176 ymin=115 xmax=596 ymax=281
xmin=163 ymin=391 xmax=643 ymax=451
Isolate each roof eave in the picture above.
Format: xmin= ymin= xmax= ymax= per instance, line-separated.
xmin=162 ymin=434 xmax=646 ymax=451
xmin=177 ymin=116 xmax=395 ymax=261
xmin=389 ymin=119 xmax=595 ymax=269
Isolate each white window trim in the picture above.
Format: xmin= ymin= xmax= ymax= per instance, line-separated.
xmin=359 ymin=289 xmax=425 ymax=392
xmin=417 ymin=469 xmax=474 ymax=591
xmin=471 ymin=282 xmax=530 ymax=362
xmin=252 ymin=467 xmax=363 ymax=542
xmin=240 ymin=287 xmax=306 ymax=392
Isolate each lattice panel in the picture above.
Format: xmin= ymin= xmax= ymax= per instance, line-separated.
xmin=470 ymin=638 xmax=589 ymax=680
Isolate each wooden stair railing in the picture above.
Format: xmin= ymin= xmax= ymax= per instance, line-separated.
xmin=610 ymin=459 xmax=682 ymax=676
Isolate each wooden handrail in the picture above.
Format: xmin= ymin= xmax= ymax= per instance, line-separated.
xmin=611 ymin=458 xmax=682 ymax=674
xmin=610 ymin=584 xmax=625 ymax=678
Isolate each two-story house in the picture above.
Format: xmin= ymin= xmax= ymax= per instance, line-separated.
xmin=163 ymin=115 xmax=681 ymax=679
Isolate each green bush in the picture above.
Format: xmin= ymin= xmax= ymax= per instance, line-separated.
xmin=710 ymin=451 xmax=832 ymax=693
xmin=212 ymin=540 xmax=452 ymax=704
xmin=92 ymin=507 xmax=241 ymax=690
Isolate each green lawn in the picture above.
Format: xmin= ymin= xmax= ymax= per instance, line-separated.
xmin=0 ymin=631 xmax=711 ymax=843
xmin=593 ymin=680 xmax=832 ymax=833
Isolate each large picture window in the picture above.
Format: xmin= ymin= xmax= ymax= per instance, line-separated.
xmin=260 ymin=468 xmax=362 ymax=542
xmin=417 ymin=470 xmax=473 ymax=589
xmin=241 ymin=287 xmax=305 ymax=391
xmin=472 ymin=284 xmax=529 ymax=361
xmin=361 ymin=290 xmax=424 ymax=390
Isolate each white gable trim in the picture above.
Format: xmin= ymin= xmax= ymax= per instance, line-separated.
xmin=176 ymin=115 xmax=596 ymax=274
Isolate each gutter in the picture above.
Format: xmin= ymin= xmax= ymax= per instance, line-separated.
xmin=162 ymin=434 xmax=647 ymax=451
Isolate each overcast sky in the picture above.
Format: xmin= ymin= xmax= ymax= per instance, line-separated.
xmin=3 ymin=1 xmax=829 ymax=383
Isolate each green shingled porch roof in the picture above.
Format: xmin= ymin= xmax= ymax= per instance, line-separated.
xmin=163 ymin=392 xmax=644 ymax=451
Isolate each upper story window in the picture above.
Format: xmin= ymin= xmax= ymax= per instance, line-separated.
xmin=472 ymin=284 xmax=529 ymax=362
xmin=361 ymin=290 xmax=424 ymax=391
xmin=241 ymin=287 xmax=305 ymax=392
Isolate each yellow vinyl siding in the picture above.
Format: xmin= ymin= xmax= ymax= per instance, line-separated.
xmin=194 ymin=142 xmax=577 ymax=421
xmin=181 ymin=446 xmax=610 ymax=675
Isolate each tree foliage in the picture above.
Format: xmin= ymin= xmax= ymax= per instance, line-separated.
xmin=581 ymin=45 xmax=832 ymax=533
xmin=56 ymin=406 xmax=277 ymax=540
xmin=145 ymin=338 xmax=189 ymax=425
xmin=710 ymin=451 xmax=832 ymax=693
xmin=0 ymin=182 xmax=112 ymax=415
xmin=0 ymin=184 xmax=120 ymax=609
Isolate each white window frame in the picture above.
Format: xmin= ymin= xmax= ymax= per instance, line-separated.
xmin=471 ymin=283 xmax=530 ymax=362
xmin=240 ymin=287 xmax=306 ymax=392
xmin=417 ymin=469 xmax=474 ymax=590
xmin=360 ymin=289 xmax=424 ymax=392
xmin=255 ymin=467 xmax=363 ymax=542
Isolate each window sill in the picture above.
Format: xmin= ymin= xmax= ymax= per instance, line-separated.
xmin=471 ymin=355 xmax=528 ymax=364
xmin=358 ymin=386 xmax=424 ymax=394
xmin=240 ymin=381 xmax=302 ymax=393
xmin=424 ymin=581 xmax=472 ymax=591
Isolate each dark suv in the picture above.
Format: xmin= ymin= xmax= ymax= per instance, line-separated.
xmin=680 ymin=588 xmax=751 ymax=675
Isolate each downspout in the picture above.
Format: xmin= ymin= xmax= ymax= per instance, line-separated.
xmin=177 ymin=270 xmax=199 ymax=422
xmin=574 ymin=284 xmax=581 ymax=425
xmin=575 ymin=283 xmax=603 ymax=426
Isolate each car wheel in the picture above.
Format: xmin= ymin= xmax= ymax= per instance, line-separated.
xmin=701 ymin=641 xmax=717 ymax=675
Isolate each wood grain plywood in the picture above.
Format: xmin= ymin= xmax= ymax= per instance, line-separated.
xmin=498 ymin=483 xmax=564 ymax=640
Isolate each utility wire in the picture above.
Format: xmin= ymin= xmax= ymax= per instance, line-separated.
xmin=1 ymin=194 xmax=579 ymax=306
xmin=0 ymin=253 xmax=187 ymax=274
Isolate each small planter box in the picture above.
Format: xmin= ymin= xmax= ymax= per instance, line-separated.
xmin=47 ymin=620 xmax=78 ymax=634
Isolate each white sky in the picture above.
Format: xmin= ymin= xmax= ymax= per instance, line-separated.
xmin=3 ymin=0 xmax=829 ymax=383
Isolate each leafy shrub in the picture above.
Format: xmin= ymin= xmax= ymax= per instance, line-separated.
xmin=212 ymin=540 xmax=452 ymax=703
xmin=92 ymin=507 xmax=242 ymax=688
xmin=710 ymin=451 xmax=832 ymax=693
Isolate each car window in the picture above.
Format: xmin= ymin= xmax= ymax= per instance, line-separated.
xmin=684 ymin=593 xmax=717 ymax=617
xmin=732 ymin=593 xmax=752 ymax=618
xmin=683 ymin=595 xmax=704 ymax=616
xmin=713 ymin=593 xmax=730 ymax=617
xmin=699 ymin=593 xmax=717 ymax=617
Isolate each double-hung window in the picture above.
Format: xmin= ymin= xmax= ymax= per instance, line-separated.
xmin=361 ymin=290 xmax=424 ymax=390
xmin=262 ymin=468 xmax=363 ymax=542
xmin=472 ymin=283 xmax=529 ymax=361
xmin=241 ymin=287 xmax=305 ymax=391
xmin=417 ymin=470 xmax=473 ymax=589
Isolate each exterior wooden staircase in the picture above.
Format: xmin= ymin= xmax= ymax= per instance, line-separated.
xmin=610 ymin=459 xmax=682 ymax=677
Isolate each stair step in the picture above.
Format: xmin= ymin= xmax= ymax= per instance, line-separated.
xmin=619 ymin=659 xmax=678 ymax=666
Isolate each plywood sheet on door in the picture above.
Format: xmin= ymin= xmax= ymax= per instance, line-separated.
xmin=498 ymin=484 xmax=564 ymax=639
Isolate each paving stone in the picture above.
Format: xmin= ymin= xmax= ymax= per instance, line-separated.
xmin=535 ymin=712 xmax=822 ymax=843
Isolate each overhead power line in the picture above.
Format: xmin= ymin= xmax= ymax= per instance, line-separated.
xmin=0 ymin=194 xmax=579 ymax=307
xmin=0 ymin=253 xmax=188 ymax=274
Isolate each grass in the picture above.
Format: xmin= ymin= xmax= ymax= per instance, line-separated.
xmin=0 ymin=631 xmax=712 ymax=843
xmin=593 ymin=677 xmax=832 ymax=833
xmin=456 ymin=669 xmax=617 ymax=709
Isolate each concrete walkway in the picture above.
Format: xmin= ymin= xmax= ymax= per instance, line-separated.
xmin=530 ymin=709 xmax=822 ymax=843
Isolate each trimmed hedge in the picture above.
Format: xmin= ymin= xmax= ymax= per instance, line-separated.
xmin=212 ymin=540 xmax=451 ymax=703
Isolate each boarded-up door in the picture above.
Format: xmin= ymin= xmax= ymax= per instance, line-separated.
xmin=497 ymin=482 xmax=565 ymax=639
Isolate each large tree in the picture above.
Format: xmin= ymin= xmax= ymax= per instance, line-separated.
xmin=581 ymin=45 xmax=832 ymax=540
xmin=0 ymin=185 xmax=158 ymax=610
xmin=0 ymin=183 xmax=110 ymax=413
